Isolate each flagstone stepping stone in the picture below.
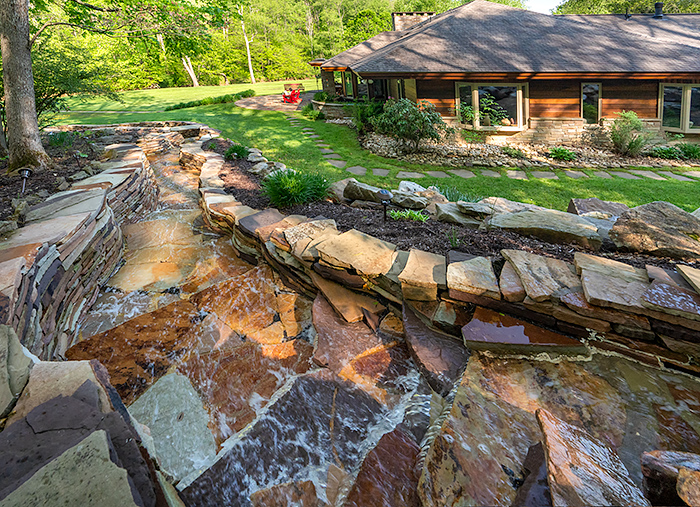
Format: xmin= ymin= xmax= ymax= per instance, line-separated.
xmin=323 ymin=153 xmax=342 ymax=159
xmin=630 ymin=169 xmax=666 ymax=180
xmin=610 ymin=171 xmax=640 ymax=179
xmin=307 ymin=134 xmax=321 ymax=139
xmin=398 ymin=249 xmax=446 ymax=301
xmin=372 ymin=168 xmax=389 ymax=177
xmin=316 ymin=143 xmax=331 ymax=148
xmin=678 ymin=265 xmax=700 ymax=293
xmin=327 ymin=160 xmax=347 ymax=168
xmin=435 ymin=203 xmax=481 ymax=227
xmin=564 ymin=170 xmax=588 ymax=179
xmin=319 ymin=148 xmax=334 ymax=154
xmin=316 ymin=229 xmax=396 ymax=277
xmin=567 ymin=197 xmax=629 ymax=217
xmin=448 ymin=169 xmax=476 ymax=179
xmin=642 ymin=451 xmax=700 ymax=506
xmin=506 ymin=170 xmax=528 ymax=180
xmin=346 ymin=166 xmax=367 ymax=176
xmin=426 ymin=171 xmax=449 ymax=178
xmin=685 ymin=171 xmax=700 ymax=179
xmin=0 ymin=430 xmax=142 ymax=507
xmin=500 ymin=260 xmax=526 ymax=302
xmin=593 ymin=171 xmax=613 ymax=179
xmin=461 ymin=307 xmax=585 ymax=355
xmin=480 ymin=169 xmax=501 ymax=177
xmin=310 ymin=273 xmax=384 ymax=323
xmin=302 ymin=128 xmax=314 ymax=132
xmin=402 ymin=305 xmax=468 ymax=396
xmin=659 ymin=171 xmax=694 ymax=182
xmin=487 ymin=209 xmax=602 ymax=250
xmin=537 ymin=409 xmax=651 ymax=507
xmin=396 ymin=171 xmax=424 ymax=179
xmin=129 ymin=372 xmax=217 ymax=483
xmin=447 ymin=256 xmax=500 ymax=300
xmin=531 ymin=170 xmax=558 ymax=179
xmin=502 ymin=249 xmax=580 ymax=302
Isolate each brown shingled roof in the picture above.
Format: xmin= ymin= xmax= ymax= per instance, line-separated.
xmin=319 ymin=32 xmax=405 ymax=70
xmin=349 ymin=0 xmax=700 ymax=75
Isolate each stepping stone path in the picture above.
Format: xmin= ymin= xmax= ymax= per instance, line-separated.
xmin=594 ymin=171 xmax=613 ymax=179
xmin=610 ymin=171 xmax=640 ymax=179
xmin=396 ymin=171 xmax=424 ymax=179
xmin=630 ymin=170 xmax=666 ymax=180
xmin=480 ymin=169 xmax=501 ymax=178
xmin=319 ymin=148 xmax=334 ymax=154
xmin=564 ymin=170 xmax=588 ymax=179
xmin=506 ymin=170 xmax=527 ymax=180
xmin=426 ymin=171 xmax=450 ymax=178
xmin=449 ymin=169 xmax=476 ymax=179
xmin=323 ymin=154 xmax=342 ymax=159
xmin=346 ymin=166 xmax=367 ymax=176
xmin=531 ymin=170 xmax=558 ymax=179
xmin=659 ymin=171 xmax=694 ymax=182
xmin=328 ymin=160 xmax=347 ymax=169
xmin=372 ymin=168 xmax=390 ymax=177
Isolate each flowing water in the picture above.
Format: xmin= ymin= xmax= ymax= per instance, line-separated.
xmin=68 ymin=143 xmax=700 ymax=506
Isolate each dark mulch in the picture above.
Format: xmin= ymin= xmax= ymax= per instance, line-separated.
xmin=0 ymin=134 xmax=102 ymax=222
xmin=218 ymin=159 xmax=696 ymax=272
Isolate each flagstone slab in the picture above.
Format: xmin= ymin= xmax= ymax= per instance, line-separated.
xmin=398 ymin=249 xmax=446 ymax=301
xmin=480 ymin=169 xmax=501 ymax=177
xmin=678 ymin=264 xmax=700 ymax=293
xmin=372 ymin=168 xmax=389 ymax=176
xmin=447 ymin=256 xmax=500 ymax=300
xmin=579 ymin=268 xmax=649 ymax=314
xmin=531 ymin=170 xmax=558 ymax=179
xmin=0 ymin=213 xmax=91 ymax=252
xmin=250 ymin=481 xmax=319 ymax=507
xmin=659 ymin=171 xmax=694 ymax=182
xmin=642 ymin=451 xmax=700 ymax=506
xmin=538 ymin=409 xmax=651 ymax=507
xmin=310 ymin=272 xmax=384 ymax=323
xmin=238 ymin=209 xmax=285 ymax=238
xmin=684 ymin=171 xmax=700 ymax=179
xmin=630 ymin=170 xmax=666 ymax=180
xmin=426 ymin=171 xmax=449 ymax=178
xmin=610 ymin=171 xmax=640 ymax=179
xmin=0 ymin=326 xmax=32 ymax=417
xmin=316 ymin=229 xmax=396 ymax=277
xmin=642 ymin=281 xmax=700 ymax=321
xmin=435 ymin=203 xmax=481 ymax=227
xmin=346 ymin=165 xmax=367 ymax=176
xmin=567 ymin=197 xmax=629 ymax=218
xmin=678 ymin=468 xmax=700 ymax=507
xmin=25 ymin=189 xmax=106 ymax=224
xmin=328 ymin=160 xmax=347 ymax=168
xmin=563 ymin=170 xmax=588 ymax=179
xmin=593 ymin=171 xmax=613 ymax=178
xmin=448 ymin=169 xmax=476 ymax=179
xmin=499 ymin=260 xmax=526 ymax=302
xmin=323 ymin=153 xmax=342 ymax=159
xmin=646 ymin=264 xmax=694 ymax=290
xmin=319 ymin=148 xmax=334 ymax=154
xmin=574 ymin=252 xmax=648 ymax=283
xmin=501 ymin=249 xmax=580 ymax=302
xmin=506 ymin=170 xmax=528 ymax=180
xmin=396 ymin=171 xmax=424 ymax=179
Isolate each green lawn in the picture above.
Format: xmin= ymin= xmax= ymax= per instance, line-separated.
xmin=56 ymin=103 xmax=700 ymax=212
xmin=63 ymin=79 xmax=319 ymax=111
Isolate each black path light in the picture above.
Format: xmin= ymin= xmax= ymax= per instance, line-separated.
xmin=19 ymin=168 xmax=32 ymax=194
xmin=378 ymin=189 xmax=393 ymax=223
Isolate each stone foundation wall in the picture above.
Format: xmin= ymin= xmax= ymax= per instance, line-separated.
xmin=194 ymin=143 xmax=700 ymax=376
xmin=311 ymin=100 xmax=351 ymax=120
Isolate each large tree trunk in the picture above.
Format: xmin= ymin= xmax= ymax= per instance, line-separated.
xmin=0 ymin=0 xmax=50 ymax=172
xmin=181 ymin=56 xmax=199 ymax=87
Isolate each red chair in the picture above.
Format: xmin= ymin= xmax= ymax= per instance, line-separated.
xmin=282 ymin=89 xmax=301 ymax=103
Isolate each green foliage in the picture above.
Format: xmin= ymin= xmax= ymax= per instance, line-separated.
xmin=462 ymin=129 xmax=487 ymax=143
xmin=678 ymin=143 xmax=700 ymax=160
xmin=262 ymin=170 xmax=330 ymax=207
xmin=343 ymin=10 xmax=392 ymax=48
xmin=501 ymin=146 xmax=526 ymax=158
xmin=48 ymin=131 xmax=75 ymax=148
xmin=554 ymin=0 xmax=700 ymax=14
xmin=395 ymin=0 xmax=525 ymax=12
xmin=609 ymin=111 xmax=653 ymax=157
xmin=478 ymin=94 xmax=508 ymax=126
xmin=346 ymin=101 xmax=384 ymax=135
xmin=225 ymin=143 xmax=249 ymax=159
xmin=301 ymin=104 xmax=325 ymax=121
xmin=389 ymin=209 xmax=429 ymax=222
xmin=446 ymin=226 xmax=461 ymax=248
xmin=435 ymin=185 xmax=482 ymax=203
xmin=649 ymin=146 xmax=684 ymax=160
xmin=372 ymin=99 xmax=453 ymax=153
xmin=164 ymin=90 xmax=255 ymax=111
xmin=459 ymin=104 xmax=476 ymax=124
xmin=548 ymin=147 xmax=577 ymax=161
xmin=313 ymin=91 xmax=330 ymax=102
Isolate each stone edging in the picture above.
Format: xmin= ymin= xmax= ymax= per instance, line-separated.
xmin=191 ymin=139 xmax=700 ymax=377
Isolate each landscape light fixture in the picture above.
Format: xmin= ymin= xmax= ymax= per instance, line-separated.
xmin=378 ymin=189 xmax=393 ymax=223
xmin=20 ymin=168 xmax=32 ymax=194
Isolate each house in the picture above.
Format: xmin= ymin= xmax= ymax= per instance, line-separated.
xmin=310 ymin=1 xmax=700 ymax=144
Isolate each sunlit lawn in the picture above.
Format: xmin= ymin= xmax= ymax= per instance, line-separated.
xmin=56 ymin=103 xmax=700 ymax=212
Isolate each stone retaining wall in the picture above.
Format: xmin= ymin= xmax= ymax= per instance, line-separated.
xmin=192 ymin=142 xmax=700 ymax=376
xmin=311 ymin=100 xmax=351 ymax=120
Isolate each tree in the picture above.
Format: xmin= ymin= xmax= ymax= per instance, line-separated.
xmin=554 ymin=0 xmax=700 ymax=13
xmin=343 ymin=10 xmax=391 ymax=47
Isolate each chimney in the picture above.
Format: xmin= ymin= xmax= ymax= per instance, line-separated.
xmin=653 ymin=2 xmax=664 ymax=18
xmin=391 ymin=12 xmax=435 ymax=31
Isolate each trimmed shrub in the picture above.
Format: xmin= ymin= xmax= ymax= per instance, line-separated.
xmin=609 ymin=111 xmax=653 ymax=157
xmin=224 ymin=143 xmax=249 ymax=160
xmin=164 ymin=90 xmax=256 ymax=111
xmin=548 ymin=147 xmax=576 ymax=161
xmin=372 ymin=99 xmax=453 ymax=153
xmin=262 ymin=170 xmax=330 ymax=207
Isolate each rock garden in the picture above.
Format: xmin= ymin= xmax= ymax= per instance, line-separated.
xmin=1 ymin=121 xmax=700 ymax=507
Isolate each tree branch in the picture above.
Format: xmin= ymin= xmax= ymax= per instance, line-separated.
xmin=30 ymin=22 xmax=149 ymax=47
xmin=67 ymin=0 xmax=120 ymax=12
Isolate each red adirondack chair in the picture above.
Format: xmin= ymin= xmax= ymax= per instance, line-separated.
xmin=282 ymin=89 xmax=301 ymax=103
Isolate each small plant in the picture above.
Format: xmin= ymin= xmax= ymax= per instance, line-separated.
xmin=649 ymin=146 xmax=683 ymax=160
xmin=48 ymin=131 xmax=74 ymax=147
xmin=462 ymin=129 xmax=486 ymax=143
xmin=205 ymin=141 xmax=217 ymax=150
xmin=388 ymin=209 xmax=429 ymax=222
xmin=224 ymin=143 xmax=249 ymax=160
xmin=609 ymin=111 xmax=653 ymax=157
xmin=501 ymin=145 xmax=526 ymax=158
xmin=313 ymin=91 xmax=330 ymax=102
xmin=261 ymin=170 xmax=330 ymax=207
xmin=459 ymin=104 xmax=476 ymax=124
xmin=548 ymin=146 xmax=576 ymax=161
xmin=435 ymin=185 xmax=482 ymax=203
xmin=372 ymin=99 xmax=453 ymax=153
xmin=346 ymin=101 xmax=383 ymax=135
xmin=478 ymin=94 xmax=508 ymax=126
xmin=678 ymin=143 xmax=700 ymax=160
xmin=446 ymin=226 xmax=461 ymax=248
xmin=301 ymin=104 xmax=324 ymax=121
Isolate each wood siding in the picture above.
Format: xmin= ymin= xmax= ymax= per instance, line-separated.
xmin=416 ymin=80 xmax=455 ymax=115
xmin=529 ymin=81 xmax=581 ymax=118
xmin=601 ymin=80 xmax=658 ymax=118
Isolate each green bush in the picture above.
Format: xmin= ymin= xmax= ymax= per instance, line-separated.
xmin=459 ymin=104 xmax=476 ymax=124
xmin=238 ymin=89 xmax=256 ymax=98
xmin=301 ymin=104 xmax=324 ymax=121
xmin=224 ymin=143 xmax=249 ymax=160
xmin=346 ymin=101 xmax=383 ymax=135
xmin=678 ymin=143 xmax=700 ymax=160
xmin=262 ymin=170 xmax=330 ymax=207
xmin=164 ymin=90 xmax=256 ymax=111
xmin=372 ymin=99 xmax=453 ymax=153
xmin=389 ymin=209 xmax=429 ymax=222
xmin=609 ymin=111 xmax=653 ymax=157
xmin=501 ymin=146 xmax=526 ymax=158
xmin=649 ymin=146 xmax=683 ymax=160
xmin=48 ymin=131 xmax=75 ymax=147
xmin=548 ymin=147 xmax=576 ymax=161
xmin=313 ymin=91 xmax=330 ymax=102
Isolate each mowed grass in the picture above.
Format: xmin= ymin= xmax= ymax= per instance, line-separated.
xmin=63 ymin=79 xmax=319 ymax=111
xmin=56 ymin=104 xmax=700 ymax=212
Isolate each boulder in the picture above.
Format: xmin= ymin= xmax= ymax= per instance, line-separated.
xmin=0 ymin=221 xmax=17 ymax=236
xmin=343 ymin=180 xmax=385 ymax=203
xmin=0 ymin=326 xmax=32 ymax=417
xmin=435 ymin=203 xmax=481 ymax=228
xmin=567 ymin=197 xmax=629 ymax=218
xmin=250 ymin=481 xmax=319 ymax=507
xmin=641 ymin=451 xmax=700 ymax=506
xmin=678 ymin=468 xmax=700 ymax=507
xmin=487 ymin=209 xmax=602 ymax=250
xmin=457 ymin=197 xmax=544 ymax=218
xmin=398 ymin=181 xmax=426 ymax=193
xmin=328 ymin=177 xmax=356 ymax=203
xmin=391 ymin=191 xmax=428 ymax=209
xmin=610 ymin=201 xmax=700 ymax=259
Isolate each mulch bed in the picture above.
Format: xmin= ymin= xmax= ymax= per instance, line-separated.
xmin=0 ymin=134 xmax=102 ymax=222
xmin=217 ymin=154 xmax=693 ymax=272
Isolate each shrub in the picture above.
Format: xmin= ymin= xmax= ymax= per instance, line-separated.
xmin=548 ymin=147 xmax=576 ymax=161
xmin=238 ymin=89 xmax=255 ymax=98
xmin=389 ymin=209 xmax=429 ymax=222
xmin=224 ymin=143 xmax=248 ymax=160
xmin=435 ymin=185 xmax=482 ymax=203
xmin=313 ymin=91 xmax=330 ymax=102
xmin=164 ymin=90 xmax=255 ymax=111
xmin=261 ymin=170 xmax=330 ymax=207
xmin=649 ymin=146 xmax=683 ymax=160
xmin=462 ymin=129 xmax=486 ymax=143
xmin=48 ymin=131 xmax=75 ymax=147
xmin=609 ymin=111 xmax=653 ymax=157
xmin=459 ymin=104 xmax=476 ymax=124
xmin=501 ymin=146 xmax=526 ymax=158
xmin=346 ymin=101 xmax=383 ymax=135
xmin=301 ymin=103 xmax=314 ymax=116
xmin=678 ymin=142 xmax=700 ymax=160
xmin=301 ymin=104 xmax=324 ymax=121
xmin=372 ymin=99 xmax=453 ymax=153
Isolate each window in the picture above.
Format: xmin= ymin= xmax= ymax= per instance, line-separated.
xmin=661 ymin=84 xmax=700 ymax=132
xmin=455 ymin=83 xmax=525 ymax=129
xmin=343 ymin=72 xmax=354 ymax=97
xmin=582 ymin=83 xmax=601 ymax=124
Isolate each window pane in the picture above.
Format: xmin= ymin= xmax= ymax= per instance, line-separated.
xmin=459 ymin=85 xmax=472 ymax=107
xmin=344 ymin=73 xmax=353 ymax=96
xmin=478 ymin=86 xmax=517 ymax=126
xmin=582 ymin=83 xmax=599 ymax=124
xmin=691 ymin=87 xmax=700 ymax=129
xmin=663 ymin=86 xmax=683 ymax=128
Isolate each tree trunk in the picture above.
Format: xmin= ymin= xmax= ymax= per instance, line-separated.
xmin=181 ymin=56 xmax=199 ymax=87
xmin=0 ymin=0 xmax=50 ymax=172
xmin=156 ymin=33 xmax=166 ymax=52
xmin=239 ymin=14 xmax=256 ymax=84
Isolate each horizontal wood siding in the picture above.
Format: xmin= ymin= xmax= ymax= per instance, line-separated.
xmin=416 ymin=80 xmax=456 ymax=115
xmin=529 ymin=81 xmax=580 ymax=118
xmin=601 ymin=80 xmax=658 ymax=118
